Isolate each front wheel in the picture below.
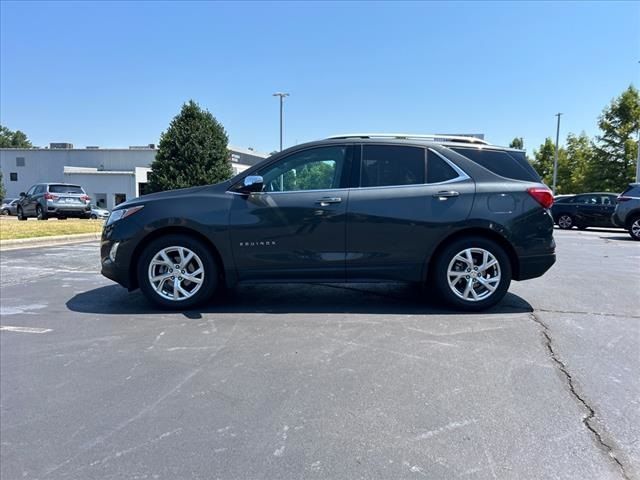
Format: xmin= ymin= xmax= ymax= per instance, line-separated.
xmin=629 ymin=217 xmax=640 ymax=241
xmin=1 ymin=209 xmax=8 ymax=216
xmin=17 ymin=206 xmax=27 ymax=221
xmin=432 ymin=236 xmax=512 ymax=311
xmin=557 ymin=214 xmax=574 ymax=229
xmin=137 ymin=234 xmax=219 ymax=309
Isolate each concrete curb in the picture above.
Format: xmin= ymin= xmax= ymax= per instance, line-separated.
xmin=0 ymin=233 xmax=101 ymax=251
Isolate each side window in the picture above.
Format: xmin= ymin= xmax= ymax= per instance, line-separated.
xmin=259 ymin=146 xmax=346 ymax=192
xmin=427 ymin=150 xmax=460 ymax=183
xmin=450 ymin=147 xmax=540 ymax=182
xmin=26 ymin=185 xmax=36 ymax=195
xmin=34 ymin=185 xmax=44 ymax=194
xmin=361 ymin=145 xmax=425 ymax=188
xmin=576 ymin=195 xmax=599 ymax=205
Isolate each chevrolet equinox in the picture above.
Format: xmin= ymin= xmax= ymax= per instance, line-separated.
xmin=101 ymin=134 xmax=556 ymax=311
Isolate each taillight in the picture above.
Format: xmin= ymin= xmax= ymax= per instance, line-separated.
xmin=617 ymin=196 xmax=632 ymax=202
xmin=80 ymin=195 xmax=90 ymax=202
xmin=527 ymin=187 xmax=554 ymax=209
xmin=44 ymin=192 xmax=58 ymax=200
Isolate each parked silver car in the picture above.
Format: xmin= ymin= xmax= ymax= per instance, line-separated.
xmin=1 ymin=198 xmax=19 ymax=216
xmin=612 ymin=183 xmax=640 ymax=240
xmin=90 ymin=205 xmax=110 ymax=220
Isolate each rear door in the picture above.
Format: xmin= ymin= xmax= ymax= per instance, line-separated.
xmin=345 ymin=144 xmax=475 ymax=282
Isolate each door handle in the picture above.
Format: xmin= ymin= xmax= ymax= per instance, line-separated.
xmin=433 ymin=190 xmax=460 ymax=200
xmin=316 ymin=197 xmax=342 ymax=206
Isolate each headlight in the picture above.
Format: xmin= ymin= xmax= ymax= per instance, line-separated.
xmin=106 ymin=205 xmax=144 ymax=226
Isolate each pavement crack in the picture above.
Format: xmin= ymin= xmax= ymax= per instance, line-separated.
xmin=529 ymin=312 xmax=631 ymax=480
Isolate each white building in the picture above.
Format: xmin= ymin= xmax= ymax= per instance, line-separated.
xmin=0 ymin=144 xmax=268 ymax=210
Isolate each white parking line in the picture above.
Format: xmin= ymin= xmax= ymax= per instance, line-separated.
xmin=0 ymin=326 xmax=52 ymax=334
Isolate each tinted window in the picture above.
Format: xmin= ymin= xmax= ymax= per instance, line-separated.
xmin=621 ymin=184 xmax=640 ymax=197
xmin=575 ymin=195 xmax=600 ymax=205
xmin=361 ymin=145 xmax=424 ymax=187
xmin=451 ymin=147 xmax=540 ymax=182
xmin=49 ymin=184 xmax=84 ymax=194
xmin=427 ymin=150 xmax=459 ymax=183
xmin=260 ymin=146 xmax=346 ymax=192
xmin=34 ymin=185 xmax=45 ymax=194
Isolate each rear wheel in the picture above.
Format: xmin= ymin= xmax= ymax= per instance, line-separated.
xmin=557 ymin=214 xmax=574 ymax=229
xmin=90 ymin=214 xmax=97 ymax=219
xmin=432 ymin=236 xmax=512 ymax=311
xmin=36 ymin=205 xmax=47 ymax=220
xmin=629 ymin=217 xmax=640 ymax=241
xmin=17 ymin=206 xmax=27 ymax=221
xmin=1 ymin=209 xmax=8 ymax=216
xmin=138 ymin=234 xmax=219 ymax=309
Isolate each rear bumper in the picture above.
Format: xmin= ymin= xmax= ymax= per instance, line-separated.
xmin=611 ymin=212 xmax=624 ymax=227
xmin=515 ymin=253 xmax=556 ymax=281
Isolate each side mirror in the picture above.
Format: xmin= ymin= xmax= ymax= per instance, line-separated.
xmin=19 ymin=192 xmax=26 ymax=197
xmin=241 ymin=175 xmax=264 ymax=194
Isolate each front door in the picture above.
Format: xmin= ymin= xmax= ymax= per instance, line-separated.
xmin=229 ymin=145 xmax=352 ymax=281
xmin=346 ymin=145 xmax=475 ymax=282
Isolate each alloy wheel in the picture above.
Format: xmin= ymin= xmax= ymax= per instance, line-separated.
xmin=558 ymin=215 xmax=573 ymax=229
xmin=632 ymin=219 xmax=640 ymax=240
xmin=447 ymin=248 xmax=501 ymax=302
xmin=147 ymin=246 xmax=205 ymax=301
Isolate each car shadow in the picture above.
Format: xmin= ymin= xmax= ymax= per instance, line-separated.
xmin=66 ymin=282 xmax=533 ymax=317
xmin=599 ymin=235 xmax=634 ymax=242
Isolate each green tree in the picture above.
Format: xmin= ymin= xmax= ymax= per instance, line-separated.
xmin=588 ymin=85 xmax=640 ymax=192
xmin=148 ymin=100 xmax=233 ymax=192
xmin=562 ymin=133 xmax=593 ymax=193
xmin=0 ymin=171 xmax=6 ymax=202
xmin=509 ymin=137 xmax=524 ymax=149
xmin=532 ymin=138 xmax=570 ymax=192
xmin=0 ymin=125 xmax=33 ymax=148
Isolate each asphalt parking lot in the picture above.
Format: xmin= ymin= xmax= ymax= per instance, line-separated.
xmin=1 ymin=228 xmax=638 ymax=480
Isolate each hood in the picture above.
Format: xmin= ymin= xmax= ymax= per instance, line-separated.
xmin=115 ymin=181 xmax=231 ymax=209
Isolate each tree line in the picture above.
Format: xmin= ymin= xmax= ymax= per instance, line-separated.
xmin=517 ymin=85 xmax=639 ymax=194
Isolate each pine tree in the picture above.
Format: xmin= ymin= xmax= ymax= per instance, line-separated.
xmin=148 ymin=100 xmax=233 ymax=193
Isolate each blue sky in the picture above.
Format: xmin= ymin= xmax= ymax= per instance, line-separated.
xmin=1 ymin=1 xmax=638 ymax=154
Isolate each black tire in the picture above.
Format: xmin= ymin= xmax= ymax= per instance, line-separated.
xmin=431 ymin=236 xmax=512 ymax=311
xmin=629 ymin=216 xmax=640 ymax=241
xmin=90 ymin=214 xmax=97 ymax=219
xmin=137 ymin=234 xmax=219 ymax=309
xmin=1 ymin=209 xmax=8 ymax=216
xmin=557 ymin=214 xmax=574 ymax=230
xmin=36 ymin=205 xmax=48 ymax=220
xmin=17 ymin=206 xmax=27 ymax=221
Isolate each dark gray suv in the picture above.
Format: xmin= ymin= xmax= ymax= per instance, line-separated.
xmin=17 ymin=183 xmax=91 ymax=220
xmin=101 ymin=134 xmax=556 ymax=311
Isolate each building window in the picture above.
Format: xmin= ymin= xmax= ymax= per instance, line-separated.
xmin=114 ymin=193 xmax=127 ymax=205
xmin=9 ymin=172 xmax=18 ymax=181
xmin=16 ymin=157 xmax=25 ymax=167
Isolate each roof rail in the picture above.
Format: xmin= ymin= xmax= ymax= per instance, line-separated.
xmin=326 ymin=133 xmax=490 ymax=145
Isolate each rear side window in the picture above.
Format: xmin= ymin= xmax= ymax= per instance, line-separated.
xmin=361 ymin=145 xmax=425 ymax=187
xmin=427 ymin=150 xmax=459 ymax=183
xmin=451 ymin=147 xmax=540 ymax=182
xmin=621 ymin=184 xmax=640 ymax=197
xmin=49 ymin=184 xmax=84 ymax=194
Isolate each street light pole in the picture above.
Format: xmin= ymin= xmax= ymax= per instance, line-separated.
xmin=272 ymin=92 xmax=289 ymax=151
xmin=552 ymin=113 xmax=563 ymax=195
xmin=636 ymin=129 xmax=640 ymax=183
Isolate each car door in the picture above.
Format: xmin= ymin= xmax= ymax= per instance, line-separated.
xmin=345 ymin=144 xmax=475 ymax=282
xmin=574 ymin=194 xmax=601 ymax=226
xmin=20 ymin=185 xmax=38 ymax=216
xmin=600 ymin=195 xmax=617 ymax=226
xmin=228 ymin=144 xmax=352 ymax=281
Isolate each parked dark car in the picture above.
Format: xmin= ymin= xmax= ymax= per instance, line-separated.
xmin=17 ymin=183 xmax=91 ymax=220
xmin=1 ymin=198 xmax=19 ymax=215
xmin=551 ymin=192 xmax=618 ymax=229
xmin=612 ymin=183 xmax=640 ymax=240
xmin=101 ymin=134 xmax=556 ymax=311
